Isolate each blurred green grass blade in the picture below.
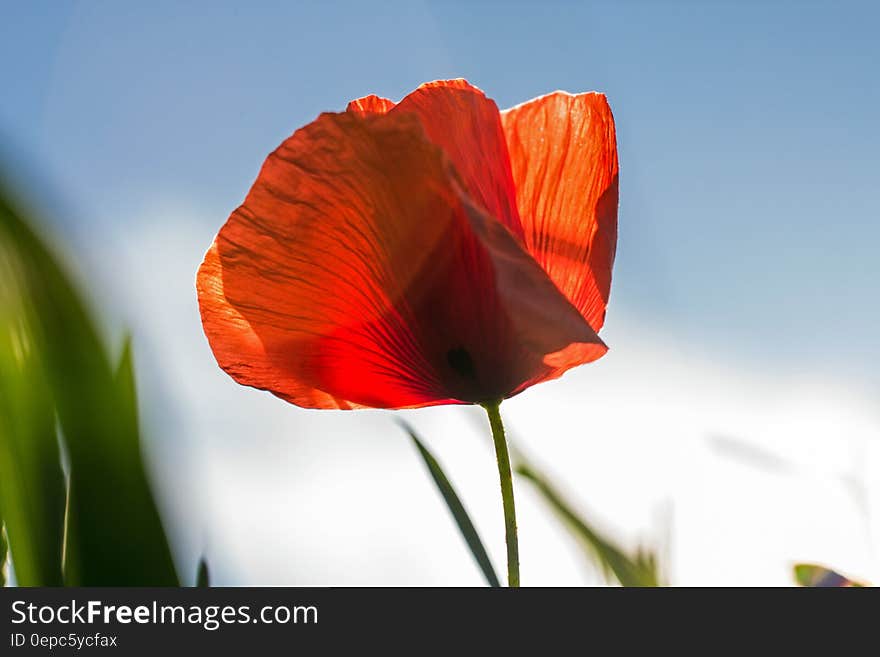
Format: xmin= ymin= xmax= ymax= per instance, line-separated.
xmin=0 ymin=219 xmax=66 ymax=586
xmin=0 ymin=522 xmax=7 ymax=586
xmin=516 ymin=461 xmax=661 ymax=587
xmin=114 ymin=336 xmax=139 ymax=431
xmin=0 ymin=368 xmax=65 ymax=586
xmin=794 ymin=563 xmax=865 ymax=587
xmin=62 ymin=329 xmax=179 ymax=585
xmin=399 ymin=420 xmax=501 ymax=587
xmin=197 ymin=557 xmax=210 ymax=587
xmin=0 ymin=183 xmax=178 ymax=586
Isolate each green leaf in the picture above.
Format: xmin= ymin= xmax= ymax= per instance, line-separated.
xmin=516 ymin=460 xmax=661 ymax=587
xmin=60 ymin=321 xmax=179 ymax=586
xmin=399 ymin=420 xmax=501 ymax=587
xmin=0 ymin=522 xmax=7 ymax=587
xmin=196 ymin=557 xmax=210 ymax=587
xmin=0 ymin=182 xmax=178 ymax=585
xmin=114 ymin=336 xmax=140 ymax=435
xmin=794 ymin=563 xmax=865 ymax=587
xmin=0 ymin=208 xmax=66 ymax=586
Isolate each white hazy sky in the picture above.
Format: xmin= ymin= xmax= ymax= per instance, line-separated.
xmin=3 ymin=1 xmax=879 ymax=585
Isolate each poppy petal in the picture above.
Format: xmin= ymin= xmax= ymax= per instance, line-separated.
xmin=391 ymin=79 xmax=525 ymax=241
xmin=501 ymin=91 xmax=619 ymax=334
xmin=462 ymin=197 xmax=608 ymax=395
xmin=197 ymin=242 xmax=357 ymax=409
xmin=346 ymin=94 xmax=395 ymax=115
xmin=197 ymin=109 xmax=603 ymax=409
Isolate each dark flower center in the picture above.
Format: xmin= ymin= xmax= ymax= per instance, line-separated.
xmin=446 ymin=347 xmax=475 ymax=380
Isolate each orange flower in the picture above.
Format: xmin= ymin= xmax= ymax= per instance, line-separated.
xmin=197 ymin=80 xmax=618 ymax=409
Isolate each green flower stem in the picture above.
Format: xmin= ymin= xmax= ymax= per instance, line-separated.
xmin=483 ymin=401 xmax=519 ymax=587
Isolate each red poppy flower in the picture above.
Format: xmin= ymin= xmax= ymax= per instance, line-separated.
xmin=197 ymin=79 xmax=618 ymax=410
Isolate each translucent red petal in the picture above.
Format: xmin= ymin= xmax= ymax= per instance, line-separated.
xmin=501 ymin=91 xmax=619 ymax=335
xmin=197 ymin=108 xmax=604 ymax=409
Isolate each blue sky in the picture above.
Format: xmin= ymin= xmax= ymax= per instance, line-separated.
xmin=3 ymin=0 xmax=878 ymax=393
xmin=2 ymin=1 xmax=879 ymax=586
